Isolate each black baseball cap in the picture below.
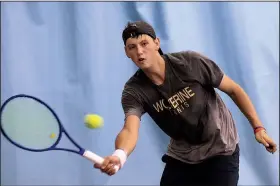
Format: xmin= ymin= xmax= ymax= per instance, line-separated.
xmin=122 ymin=21 xmax=163 ymax=55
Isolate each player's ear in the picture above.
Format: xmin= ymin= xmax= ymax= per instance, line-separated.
xmin=154 ymin=38 xmax=160 ymax=52
xmin=124 ymin=46 xmax=131 ymax=58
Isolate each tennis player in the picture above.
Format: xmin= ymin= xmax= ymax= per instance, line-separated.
xmin=94 ymin=21 xmax=277 ymax=186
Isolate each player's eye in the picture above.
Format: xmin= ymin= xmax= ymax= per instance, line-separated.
xmin=128 ymin=45 xmax=135 ymax=50
xmin=142 ymin=42 xmax=148 ymax=47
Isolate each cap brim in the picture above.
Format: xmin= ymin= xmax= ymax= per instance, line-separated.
xmin=159 ymin=48 xmax=163 ymax=55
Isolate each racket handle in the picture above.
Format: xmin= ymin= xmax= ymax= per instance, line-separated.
xmin=82 ymin=150 xmax=120 ymax=172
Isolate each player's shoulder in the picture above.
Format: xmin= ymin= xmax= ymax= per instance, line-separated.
xmin=123 ymin=69 xmax=146 ymax=91
xmin=166 ymin=50 xmax=189 ymax=60
xmin=164 ymin=50 xmax=193 ymax=67
xmin=166 ymin=50 xmax=211 ymax=66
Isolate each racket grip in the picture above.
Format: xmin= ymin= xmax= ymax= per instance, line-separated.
xmin=83 ymin=150 xmax=120 ymax=172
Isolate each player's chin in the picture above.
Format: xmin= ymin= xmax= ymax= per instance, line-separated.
xmin=137 ymin=62 xmax=151 ymax=70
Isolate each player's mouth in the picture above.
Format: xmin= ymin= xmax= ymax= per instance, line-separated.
xmin=138 ymin=58 xmax=146 ymax=63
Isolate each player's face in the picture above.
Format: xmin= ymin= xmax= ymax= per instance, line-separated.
xmin=125 ymin=35 xmax=160 ymax=70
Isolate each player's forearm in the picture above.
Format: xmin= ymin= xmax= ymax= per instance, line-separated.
xmin=229 ymin=85 xmax=263 ymax=129
xmin=115 ymin=127 xmax=138 ymax=157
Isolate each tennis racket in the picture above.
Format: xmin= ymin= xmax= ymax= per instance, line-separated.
xmin=0 ymin=94 xmax=119 ymax=172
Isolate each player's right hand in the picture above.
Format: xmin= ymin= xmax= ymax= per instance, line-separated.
xmin=255 ymin=129 xmax=277 ymax=153
xmin=94 ymin=155 xmax=121 ymax=176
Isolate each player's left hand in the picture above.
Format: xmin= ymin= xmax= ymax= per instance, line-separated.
xmin=255 ymin=129 xmax=277 ymax=153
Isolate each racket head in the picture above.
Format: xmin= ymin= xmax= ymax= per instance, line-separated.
xmin=0 ymin=94 xmax=63 ymax=152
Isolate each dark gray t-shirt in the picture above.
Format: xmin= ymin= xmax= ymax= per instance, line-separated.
xmin=121 ymin=50 xmax=239 ymax=164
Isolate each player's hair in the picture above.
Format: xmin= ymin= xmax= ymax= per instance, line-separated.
xmin=124 ymin=21 xmax=144 ymax=39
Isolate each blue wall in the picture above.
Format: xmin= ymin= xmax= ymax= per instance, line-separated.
xmin=1 ymin=2 xmax=279 ymax=185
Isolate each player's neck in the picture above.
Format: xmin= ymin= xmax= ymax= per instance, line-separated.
xmin=143 ymin=55 xmax=166 ymax=86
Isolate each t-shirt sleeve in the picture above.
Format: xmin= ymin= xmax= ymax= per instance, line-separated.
xmin=186 ymin=51 xmax=224 ymax=88
xmin=121 ymin=85 xmax=145 ymax=120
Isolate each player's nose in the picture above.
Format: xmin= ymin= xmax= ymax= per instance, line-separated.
xmin=136 ymin=46 xmax=144 ymax=56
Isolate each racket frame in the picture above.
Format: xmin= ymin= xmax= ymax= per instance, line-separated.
xmin=0 ymin=94 xmax=119 ymax=171
xmin=0 ymin=94 xmax=86 ymax=155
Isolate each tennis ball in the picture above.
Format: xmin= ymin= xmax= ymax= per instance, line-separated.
xmin=84 ymin=114 xmax=104 ymax=129
xmin=49 ymin=133 xmax=56 ymax=138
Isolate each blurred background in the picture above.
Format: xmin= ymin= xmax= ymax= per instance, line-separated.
xmin=1 ymin=2 xmax=279 ymax=185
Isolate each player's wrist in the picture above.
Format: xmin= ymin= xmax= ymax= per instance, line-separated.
xmin=112 ymin=149 xmax=127 ymax=168
xmin=253 ymin=126 xmax=266 ymax=134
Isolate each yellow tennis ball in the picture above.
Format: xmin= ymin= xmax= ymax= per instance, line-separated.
xmin=84 ymin=114 xmax=104 ymax=129
xmin=49 ymin=133 xmax=56 ymax=138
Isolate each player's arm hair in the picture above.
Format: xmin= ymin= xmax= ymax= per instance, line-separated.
xmin=115 ymin=115 xmax=140 ymax=156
